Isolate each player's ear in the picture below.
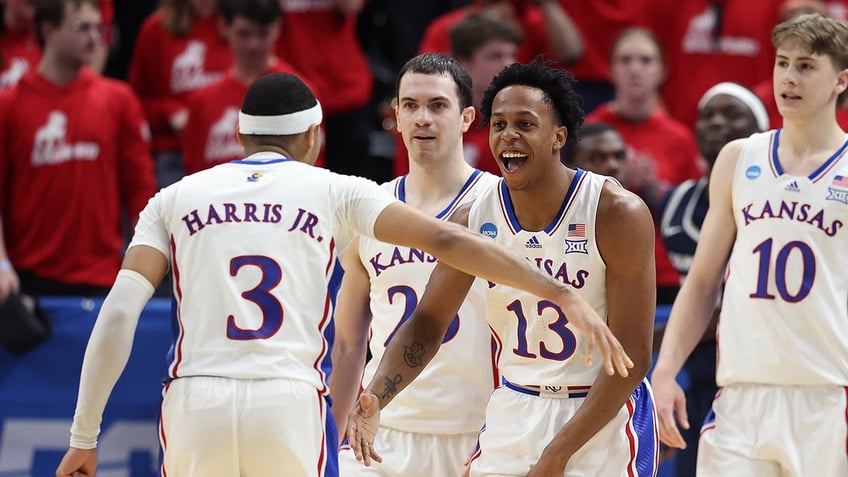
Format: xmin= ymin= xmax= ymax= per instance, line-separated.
xmin=303 ymin=123 xmax=323 ymax=165
xmin=553 ymin=126 xmax=568 ymax=152
xmin=461 ymin=106 xmax=476 ymax=133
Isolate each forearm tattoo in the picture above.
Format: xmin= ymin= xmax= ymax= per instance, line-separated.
xmin=379 ymin=374 xmax=402 ymax=403
xmin=403 ymin=342 xmax=425 ymax=367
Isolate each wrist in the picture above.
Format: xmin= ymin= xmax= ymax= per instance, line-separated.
xmin=0 ymin=258 xmax=12 ymax=273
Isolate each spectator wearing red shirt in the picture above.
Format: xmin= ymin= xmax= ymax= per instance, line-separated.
xmin=0 ymin=0 xmax=155 ymax=299
xmin=587 ymin=27 xmax=702 ymax=304
xmin=419 ymin=0 xmax=583 ymax=67
xmin=394 ymin=12 xmax=521 ymax=177
xmin=556 ymin=0 xmax=651 ymax=114
xmin=129 ymin=0 xmax=232 ymax=188
xmin=275 ymin=0 xmax=378 ymax=179
xmin=182 ymin=0 xmax=308 ymax=175
xmin=0 ymin=0 xmax=112 ymax=89
xmin=649 ymin=0 xmax=781 ymax=130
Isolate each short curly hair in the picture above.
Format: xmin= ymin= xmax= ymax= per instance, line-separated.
xmin=480 ymin=60 xmax=584 ymax=140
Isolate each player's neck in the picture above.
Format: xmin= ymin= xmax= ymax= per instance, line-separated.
xmin=508 ymin=163 xmax=573 ymax=232
xmin=780 ymin=113 xmax=846 ymax=158
xmin=404 ymin=154 xmax=475 ymax=212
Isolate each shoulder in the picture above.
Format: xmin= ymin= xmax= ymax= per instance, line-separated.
xmin=597 ymin=179 xmax=653 ymax=239
xmin=138 ymin=10 xmax=166 ymax=34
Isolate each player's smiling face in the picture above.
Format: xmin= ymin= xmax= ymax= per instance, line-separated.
xmin=489 ymin=84 xmax=566 ymax=190
xmin=395 ymin=72 xmax=473 ymax=165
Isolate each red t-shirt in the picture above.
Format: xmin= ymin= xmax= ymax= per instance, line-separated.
xmin=129 ymin=10 xmax=232 ymax=153
xmin=558 ymin=0 xmax=650 ymax=82
xmin=650 ymin=0 xmax=779 ymax=129
xmin=276 ymin=5 xmax=371 ymax=115
xmin=0 ymin=68 xmax=156 ymax=286
xmin=587 ymin=104 xmax=702 ymax=288
xmin=418 ymin=2 xmax=554 ymax=65
xmin=182 ymin=61 xmax=309 ymax=174
xmin=0 ymin=29 xmax=40 ymax=90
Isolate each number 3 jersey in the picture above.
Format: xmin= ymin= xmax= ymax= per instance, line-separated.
xmin=468 ymin=169 xmax=610 ymax=390
xmin=721 ymin=130 xmax=848 ymax=387
xmin=360 ymin=169 xmax=500 ymax=434
xmin=129 ymin=152 xmax=397 ymax=393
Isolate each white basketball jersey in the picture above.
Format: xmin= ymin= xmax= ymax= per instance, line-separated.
xmin=129 ymin=152 xmax=397 ymax=394
xmin=719 ymin=130 xmax=848 ymax=386
xmin=468 ymin=170 xmax=610 ymax=391
xmin=360 ymin=170 xmax=500 ymax=434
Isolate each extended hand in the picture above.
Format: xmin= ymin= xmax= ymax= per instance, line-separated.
xmin=55 ymin=447 xmax=97 ymax=477
xmin=651 ymin=371 xmax=689 ymax=449
xmin=561 ymin=293 xmax=633 ymax=377
xmin=346 ymin=393 xmax=383 ymax=466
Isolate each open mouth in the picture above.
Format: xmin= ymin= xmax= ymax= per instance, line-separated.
xmin=500 ymin=151 xmax=528 ymax=172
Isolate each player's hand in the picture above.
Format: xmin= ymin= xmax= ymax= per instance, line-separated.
xmin=526 ymin=449 xmax=567 ymax=477
xmin=651 ymin=370 xmax=689 ymax=449
xmin=56 ymin=447 xmax=97 ymax=477
xmin=557 ymin=291 xmax=633 ymax=377
xmin=0 ymin=267 xmax=19 ymax=302
xmin=346 ymin=392 xmax=383 ymax=466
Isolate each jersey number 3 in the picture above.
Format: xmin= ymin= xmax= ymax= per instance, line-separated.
xmin=226 ymin=255 xmax=284 ymax=340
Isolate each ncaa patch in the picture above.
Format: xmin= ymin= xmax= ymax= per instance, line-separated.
xmin=480 ymin=222 xmax=498 ymax=239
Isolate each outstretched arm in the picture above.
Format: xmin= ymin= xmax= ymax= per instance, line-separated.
xmin=56 ymin=245 xmax=169 ymax=477
xmin=651 ymin=139 xmax=742 ymax=449
xmin=536 ymin=0 xmax=584 ymax=65
xmin=372 ymin=202 xmax=632 ymax=377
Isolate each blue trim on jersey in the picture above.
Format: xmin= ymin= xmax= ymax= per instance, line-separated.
xmin=321 ymin=259 xmax=344 ymax=402
xmin=499 ymin=168 xmax=584 ymax=234
xmin=231 ymin=157 xmax=293 ymax=165
xmin=396 ymin=175 xmax=408 ymax=202
xmin=772 ymin=129 xmax=848 ymax=180
xmin=545 ymin=168 xmax=584 ymax=235
xmin=502 ymin=378 xmax=540 ymax=396
xmin=396 ymin=170 xmax=483 ymax=219
xmin=324 ymin=395 xmax=340 ymax=477
xmin=631 ymin=380 xmax=658 ymax=477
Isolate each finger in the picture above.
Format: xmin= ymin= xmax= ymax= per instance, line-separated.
xmin=613 ymin=340 xmax=633 ymax=378
xmin=675 ymin=396 xmax=690 ymax=430
xmin=583 ymin=329 xmax=596 ymax=368
xmin=369 ymin=444 xmax=383 ymax=463
xmin=361 ymin=438 xmax=372 ymax=466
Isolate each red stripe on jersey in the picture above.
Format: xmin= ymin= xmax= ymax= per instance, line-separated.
xmin=625 ymin=398 xmax=637 ymax=477
xmin=169 ymin=235 xmax=186 ymax=378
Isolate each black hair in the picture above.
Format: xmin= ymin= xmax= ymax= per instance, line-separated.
xmin=217 ymin=0 xmax=280 ymax=26
xmin=480 ymin=59 xmax=584 ymax=139
xmin=449 ymin=11 xmax=523 ymax=60
xmin=562 ymin=121 xmax=616 ymax=165
xmin=395 ymin=53 xmax=474 ymax=110
xmin=32 ymin=0 xmax=98 ymax=48
xmin=240 ymin=73 xmax=318 ymax=145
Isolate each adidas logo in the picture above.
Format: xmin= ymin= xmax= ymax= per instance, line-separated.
xmin=785 ymin=180 xmax=800 ymax=192
xmin=525 ymin=236 xmax=542 ymax=248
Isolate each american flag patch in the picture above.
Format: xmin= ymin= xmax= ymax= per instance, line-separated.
xmin=833 ymin=175 xmax=848 ymax=188
xmin=567 ymin=223 xmax=586 ymax=238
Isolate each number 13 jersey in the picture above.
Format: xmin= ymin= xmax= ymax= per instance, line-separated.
xmin=468 ymin=169 xmax=610 ymax=391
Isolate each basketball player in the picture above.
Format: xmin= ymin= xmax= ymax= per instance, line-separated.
xmin=331 ymin=53 xmax=500 ymax=477
xmin=54 ymin=73 xmax=633 ymax=477
xmin=347 ymin=61 xmax=659 ymax=476
xmin=652 ymin=13 xmax=848 ymax=476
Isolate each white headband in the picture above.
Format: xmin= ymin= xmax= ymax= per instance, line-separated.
xmin=238 ymin=101 xmax=323 ymax=135
xmin=698 ymin=82 xmax=769 ymax=131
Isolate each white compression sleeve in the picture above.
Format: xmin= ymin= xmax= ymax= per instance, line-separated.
xmin=69 ymin=269 xmax=155 ymax=449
